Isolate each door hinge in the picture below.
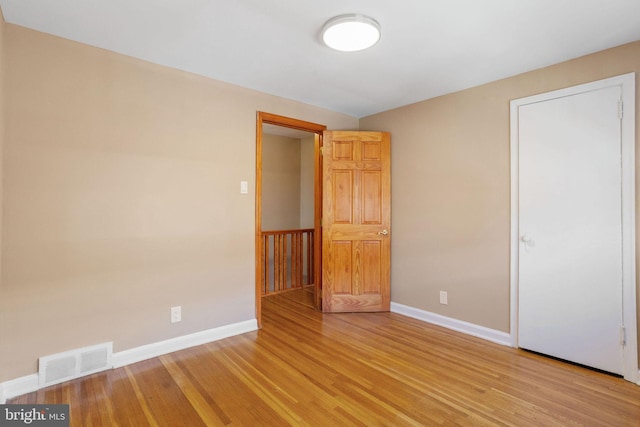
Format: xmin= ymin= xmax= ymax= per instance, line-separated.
xmin=620 ymin=326 xmax=626 ymax=346
xmin=618 ymin=100 xmax=624 ymax=119
xmin=320 ymin=147 xmax=324 ymax=155
xmin=320 ymin=218 xmax=323 ymax=227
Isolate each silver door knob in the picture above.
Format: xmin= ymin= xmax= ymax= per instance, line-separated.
xmin=521 ymin=233 xmax=532 ymax=243
xmin=378 ymin=229 xmax=389 ymax=236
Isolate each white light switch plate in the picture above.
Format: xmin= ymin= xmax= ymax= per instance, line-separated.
xmin=240 ymin=181 xmax=248 ymax=194
xmin=439 ymin=291 xmax=448 ymax=305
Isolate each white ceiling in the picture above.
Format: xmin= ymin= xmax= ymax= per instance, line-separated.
xmin=2 ymin=0 xmax=640 ymax=118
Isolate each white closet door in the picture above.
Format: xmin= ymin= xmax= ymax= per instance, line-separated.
xmin=518 ymin=85 xmax=623 ymax=374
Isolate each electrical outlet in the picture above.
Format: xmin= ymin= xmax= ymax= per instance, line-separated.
xmin=439 ymin=291 xmax=448 ymax=305
xmin=171 ymin=306 xmax=182 ymax=323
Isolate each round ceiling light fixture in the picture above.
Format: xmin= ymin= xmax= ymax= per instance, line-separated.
xmin=321 ymin=14 xmax=381 ymax=52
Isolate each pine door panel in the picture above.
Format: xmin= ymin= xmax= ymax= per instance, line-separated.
xmin=362 ymin=171 xmax=382 ymax=223
xmin=333 ymin=171 xmax=354 ymax=223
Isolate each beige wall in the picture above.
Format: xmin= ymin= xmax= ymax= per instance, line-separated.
xmin=261 ymin=133 xmax=302 ymax=230
xmin=0 ymin=24 xmax=357 ymax=381
xmin=360 ymin=42 xmax=640 ymax=351
xmin=261 ymin=133 xmax=315 ymax=231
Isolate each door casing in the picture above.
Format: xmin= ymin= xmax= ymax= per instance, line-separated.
xmin=509 ymin=73 xmax=638 ymax=383
xmin=255 ymin=112 xmax=326 ymax=327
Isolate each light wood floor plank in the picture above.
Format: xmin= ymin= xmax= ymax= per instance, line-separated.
xmin=10 ymin=289 xmax=640 ymax=425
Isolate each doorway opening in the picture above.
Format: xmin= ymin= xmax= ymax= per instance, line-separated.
xmin=255 ymin=112 xmax=326 ymax=327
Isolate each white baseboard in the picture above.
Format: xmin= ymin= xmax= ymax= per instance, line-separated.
xmin=0 ymin=318 xmax=258 ymax=403
xmin=0 ymin=374 xmax=39 ymax=404
xmin=391 ymin=302 xmax=512 ymax=347
xmin=112 ymin=319 xmax=258 ymax=368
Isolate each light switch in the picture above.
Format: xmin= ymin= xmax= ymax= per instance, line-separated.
xmin=240 ymin=181 xmax=248 ymax=194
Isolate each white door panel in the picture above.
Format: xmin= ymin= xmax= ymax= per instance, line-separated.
xmin=518 ymin=86 xmax=623 ymax=374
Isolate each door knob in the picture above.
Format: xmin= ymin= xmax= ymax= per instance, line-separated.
xmin=378 ymin=229 xmax=389 ymax=236
xmin=521 ymin=233 xmax=534 ymax=248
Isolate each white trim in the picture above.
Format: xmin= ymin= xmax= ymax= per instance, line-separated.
xmin=510 ymin=72 xmax=637 ymax=384
xmin=0 ymin=374 xmax=39 ymax=404
xmin=391 ymin=302 xmax=511 ymax=347
xmin=112 ymin=319 xmax=258 ymax=368
xmin=619 ymin=74 xmax=638 ymax=385
xmin=0 ymin=318 xmax=258 ymax=403
xmin=509 ymin=93 xmax=520 ymax=349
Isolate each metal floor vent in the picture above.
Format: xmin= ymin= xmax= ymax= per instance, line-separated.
xmin=38 ymin=342 xmax=113 ymax=388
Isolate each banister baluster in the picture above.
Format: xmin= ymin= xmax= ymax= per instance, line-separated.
xmin=260 ymin=229 xmax=315 ymax=296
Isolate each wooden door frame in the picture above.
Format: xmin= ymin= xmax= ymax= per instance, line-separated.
xmin=255 ymin=112 xmax=326 ymax=327
xmin=509 ymin=73 xmax=637 ymax=383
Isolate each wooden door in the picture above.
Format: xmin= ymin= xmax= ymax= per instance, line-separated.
xmin=322 ymin=131 xmax=391 ymax=312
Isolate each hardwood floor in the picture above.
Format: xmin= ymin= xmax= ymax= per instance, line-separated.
xmin=11 ymin=290 xmax=640 ymax=426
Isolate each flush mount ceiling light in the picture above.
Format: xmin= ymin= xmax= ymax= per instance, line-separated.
xmin=321 ymin=14 xmax=381 ymax=52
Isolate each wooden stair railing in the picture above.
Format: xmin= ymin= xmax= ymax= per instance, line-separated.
xmin=261 ymin=229 xmax=314 ymax=296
